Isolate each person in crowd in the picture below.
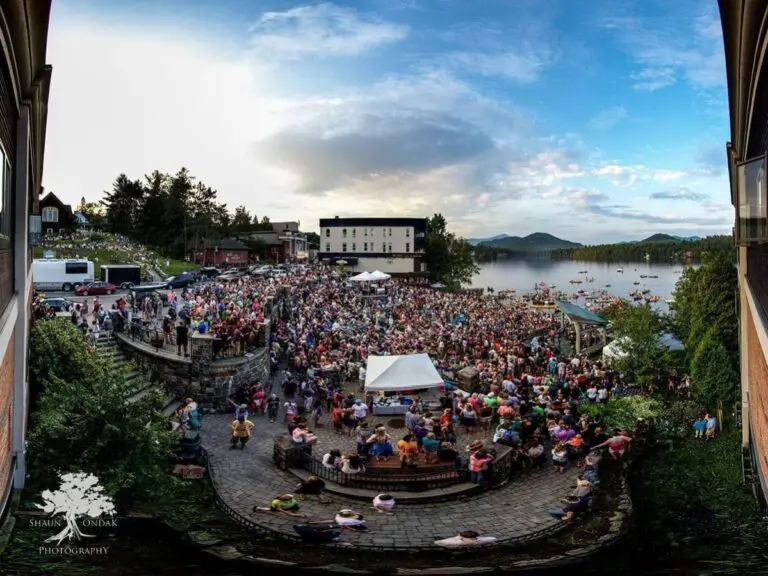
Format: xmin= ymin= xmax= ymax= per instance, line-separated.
xmin=434 ymin=531 xmax=497 ymax=548
xmin=372 ymin=493 xmax=396 ymax=514
xmin=254 ymin=494 xmax=303 ymax=517
xmin=230 ymin=413 xmax=254 ymax=449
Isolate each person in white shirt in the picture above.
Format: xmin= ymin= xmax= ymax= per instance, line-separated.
xmin=435 ymin=531 xmax=497 ymax=548
xmin=353 ymin=399 xmax=368 ymax=420
xmin=358 ymin=365 xmax=366 ymax=392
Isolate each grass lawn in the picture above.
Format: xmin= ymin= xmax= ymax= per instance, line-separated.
xmin=33 ymin=246 xmax=138 ymax=277
xmin=157 ymin=259 xmax=200 ymax=277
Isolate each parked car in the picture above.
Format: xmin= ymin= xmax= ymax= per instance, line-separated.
xmin=164 ymin=273 xmax=195 ymax=289
xmin=41 ymin=297 xmax=70 ymax=312
xmin=218 ymin=271 xmax=242 ymax=281
xmin=199 ymin=267 xmax=221 ymax=279
xmin=130 ymin=285 xmax=170 ymax=305
xmin=75 ymin=282 xmax=118 ymax=296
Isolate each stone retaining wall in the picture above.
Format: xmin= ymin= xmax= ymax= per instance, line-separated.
xmin=117 ymin=336 xmax=270 ymax=412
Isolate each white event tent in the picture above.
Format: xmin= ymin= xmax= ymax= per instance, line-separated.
xmin=370 ymin=270 xmax=391 ymax=280
xmin=364 ymin=354 xmax=444 ymax=392
xmin=350 ymin=271 xmax=375 ymax=282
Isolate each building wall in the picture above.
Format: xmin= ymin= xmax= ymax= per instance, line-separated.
xmin=352 ymin=256 xmax=416 ymax=274
xmin=321 ymin=225 xmax=418 ymax=254
xmin=747 ymin=296 xmax=768 ymax=498
xmin=0 ymin=333 xmax=14 ymax=517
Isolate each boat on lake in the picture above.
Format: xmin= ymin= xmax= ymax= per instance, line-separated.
xmin=617 ymin=267 xmax=624 ymax=273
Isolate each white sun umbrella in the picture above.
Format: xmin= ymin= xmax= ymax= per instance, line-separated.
xmin=336 ymin=259 xmax=348 ymax=265
xmin=371 ymin=270 xmax=391 ymax=280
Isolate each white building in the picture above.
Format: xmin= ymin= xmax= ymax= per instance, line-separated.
xmin=318 ymin=217 xmax=427 ymax=275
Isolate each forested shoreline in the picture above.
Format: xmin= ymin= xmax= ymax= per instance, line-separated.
xmin=551 ymin=235 xmax=733 ymax=262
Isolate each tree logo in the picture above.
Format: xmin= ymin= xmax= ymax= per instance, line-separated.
xmin=35 ymin=472 xmax=116 ymax=546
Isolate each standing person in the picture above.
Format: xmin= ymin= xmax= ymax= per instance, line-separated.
xmin=91 ymin=320 xmax=100 ymax=344
xmin=705 ymin=413 xmax=719 ymax=440
xmin=594 ymin=430 xmax=632 ymax=460
xmin=266 ymin=393 xmax=281 ymax=423
xmin=176 ymin=318 xmax=189 ymax=357
xmin=231 ymin=414 xmax=254 ymax=449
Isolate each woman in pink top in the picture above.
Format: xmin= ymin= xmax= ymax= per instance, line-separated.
xmin=469 ymin=449 xmax=493 ymax=484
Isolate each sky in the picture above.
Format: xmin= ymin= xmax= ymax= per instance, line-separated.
xmin=43 ymin=0 xmax=733 ymax=243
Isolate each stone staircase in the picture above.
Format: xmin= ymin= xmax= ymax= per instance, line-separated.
xmin=94 ymin=335 xmax=179 ymax=414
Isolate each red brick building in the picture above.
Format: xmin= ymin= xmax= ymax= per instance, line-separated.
xmin=0 ymin=1 xmax=53 ymax=522
xmin=202 ymin=238 xmax=250 ymax=267
xmin=720 ymin=0 xmax=768 ymax=509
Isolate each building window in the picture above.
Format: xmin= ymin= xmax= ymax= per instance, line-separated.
xmin=325 ymin=228 xmax=330 ymax=237
xmin=352 ymin=229 xmax=356 ymax=238
xmin=382 ymin=243 xmax=386 ymax=252
xmin=325 ymin=243 xmax=330 ymax=252
xmin=342 ymin=243 xmax=347 ymax=252
xmin=364 ymin=242 xmax=368 ymax=251
xmin=364 ymin=229 xmax=368 ymax=236
xmin=371 ymin=228 xmax=375 ymax=236
xmin=388 ymin=228 xmax=392 ymax=237
xmin=406 ymin=228 xmax=410 ymax=237
xmin=42 ymin=206 xmax=59 ymax=223
xmin=405 ymin=243 xmax=410 ymax=252
xmin=342 ymin=228 xmax=347 ymax=238
xmin=388 ymin=243 xmax=392 ymax=252
xmin=0 ymin=153 xmax=9 ymax=238
xmin=352 ymin=243 xmax=356 ymax=251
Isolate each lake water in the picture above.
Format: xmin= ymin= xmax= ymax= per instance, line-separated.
xmin=474 ymin=259 xmax=691 ymax=312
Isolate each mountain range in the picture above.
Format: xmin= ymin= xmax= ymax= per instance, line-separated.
xmin=474 ymin=232 xmax=582 ymax=252
xmin=469 ymin=232 xmax=705 ymax=252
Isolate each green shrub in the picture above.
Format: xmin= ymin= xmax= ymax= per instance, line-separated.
xmin=691 ymin=328 xmax=738 ymax=411
xmin=27 ymin=320 xmax=179 ymax=511
xmin=579 ymin=396 xmax=661 ymax=430
xmin=655 ymin=399 xmax=703 ymax=439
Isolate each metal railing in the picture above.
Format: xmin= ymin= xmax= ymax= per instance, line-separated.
xmin=300 ymin=442 xmax=514 ymax=492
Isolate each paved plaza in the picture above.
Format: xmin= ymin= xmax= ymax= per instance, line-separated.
xmin=201 ymin=406 xmax=581 ymax=549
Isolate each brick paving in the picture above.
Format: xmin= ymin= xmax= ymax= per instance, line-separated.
xmin=201 ymin=405 xmax=581 ymax=549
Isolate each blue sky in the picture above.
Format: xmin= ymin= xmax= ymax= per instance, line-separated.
xmin=43 ymin=0 xmax=731 ymax=242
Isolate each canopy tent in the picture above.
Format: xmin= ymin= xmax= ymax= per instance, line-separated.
xmin=370 ymin=270 xmax=391 ymax=280
xmin=556 ymin=301 xmax=609 ymax=325
xmin=364 ymin=353 xmax=444 ymax=392
xmin=431 ymin=283 xmax=446 ymax=289
xmin=603 ymin=333 xmax=685 ymax=363
xmin=350 ymin=271 xmax=375 ymax=282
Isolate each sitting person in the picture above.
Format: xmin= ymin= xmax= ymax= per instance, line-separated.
xmin=397 ymin=434 xmax=419 ymax=467
xmin=421 ymin=432 xmax=440 ymax=464
xmin=565 ymin=434 xmax=586 ymax=460
xmin=367 ymin=425 xmax=394 ymax=461
xmin=434 ymin=530 xmax=497 ymax=548
xmin=571 ymin=479 xmax=592 ymax=499
xmin=493 ymin=423 xmax=520 ymax=447
xmin=292 ymin=422 xmax=318 ymax=444
xmin=372 ymin=493 xmax=396 ymax=514
xmin=437 ymin=441 xmax=459 ymax=463
xmin=254 ymin=493 xmax=303 ymax=517
xmin=334 ymin=509 xmax=366 ymax=531
xmin=294 ymin=475 xmax=329 ymax=502
xmin=340 ymin=454 xmax=365 ymax=478
xmin=322 ymin=449 xmax=343 ymax=470
xmin=548 ymin=495 xmax=590 ymax=522
xmin=523 ymin=440 xmax=547 ymax=468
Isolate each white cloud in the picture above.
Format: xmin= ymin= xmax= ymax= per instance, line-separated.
xmin=444 ymin=48 xmax=551 ymax=83
xmin=587 ymin=106 xmax=627 ymax=129
xmin=249 ymin=3 xmax=408 ymax=59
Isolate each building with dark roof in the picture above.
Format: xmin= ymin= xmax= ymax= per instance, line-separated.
xmin=39 ymin=190 xmax=75 ymax=235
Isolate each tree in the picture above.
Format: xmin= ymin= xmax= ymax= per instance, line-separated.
xmin=425 ymin=214 xmax=479 ymax=290
xmin=36 ymin=472 xmax=116 ymax=545
xmin=305 ymin=231 xmax=320 ymax=249
xmin=691 ymin=328 xmax=739 ymax=410
xmin=551 ymin=235 xmax=735 ymax=263
xmin=232 ymin=205 xmax=253 ymax=236
xmin=606 ymin=305 xmax=669 ymax=388
xmin=27 ymin=320 xmax=177 ymax=510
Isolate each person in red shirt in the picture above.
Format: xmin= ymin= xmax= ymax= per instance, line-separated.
xmin=594 ymin=430 xmax=632 ymax=459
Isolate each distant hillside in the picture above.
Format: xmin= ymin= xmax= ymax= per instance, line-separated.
xmin=467 ymin=234 xmax=511 ymax=246
xmin=481 ymin=232 xmax=582 ymax=252
xmin=641 ymin=233 xmax=679 ymax=243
